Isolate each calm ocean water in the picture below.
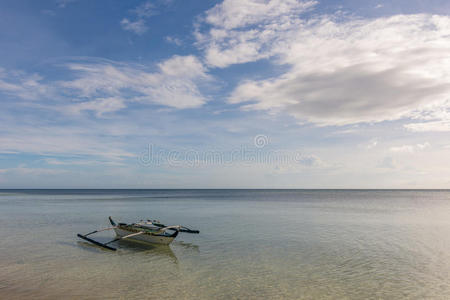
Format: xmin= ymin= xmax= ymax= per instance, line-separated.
xmin=0 ymin=189 xmax=449 ymax=299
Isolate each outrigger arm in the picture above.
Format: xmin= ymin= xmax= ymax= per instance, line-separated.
xmin=77 ymin=226 xmax=145 ymax=251
xmin=102 ymin=231 xmax=145 ymax=247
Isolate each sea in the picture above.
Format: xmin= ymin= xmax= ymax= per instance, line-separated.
xmin=0 ymin=189 xmax=449 ymax=299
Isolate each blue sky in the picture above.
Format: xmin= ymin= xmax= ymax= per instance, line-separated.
xmin=1 ymin=0 xmax=450 ymax=188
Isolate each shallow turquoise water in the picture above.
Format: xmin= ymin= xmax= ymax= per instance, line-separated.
xmin=1 ymin=190 xmax=450 ymax=299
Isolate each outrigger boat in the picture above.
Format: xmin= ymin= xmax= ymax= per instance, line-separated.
xmin=77 ymin=216 xmax=199 ymax=251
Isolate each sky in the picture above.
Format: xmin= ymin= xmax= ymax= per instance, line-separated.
xmin=1 ymin=0 xmax=450 ymax=188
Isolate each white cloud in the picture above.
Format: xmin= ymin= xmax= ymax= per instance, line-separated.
xmin=389 ymin=142 xmax=430 ymax=153
xmin=120 ymin=1 xmax=172 ymax=35
xmin=132 ymin=1 xmax=156 ymax=18
xmin=404 ymin=101 xmax=450 ymax=131
xmin=220 ymin=13 xmax=450 ymax=126
xmin=204 ymin=0 xmax=317 ymax=30
xmin=120 ymin=18 xmax=148 ymax=35
xmin=0 ymin=68 xmax=52 ymax=100
xmin=158 ymin=55 xmax=207 ymax=78
xmin=195 ymin=1 xmax=450 ymax=127
xmin=404 ymin=121 xmax=450 ymax=132
xmin=417 ymin=142 xmax=431 ymax=150
xmin=0 ymin=56 xmax=210 ymax=111
xmin=165 ymin=36 xmax=182 ymax=46
xmin=196 ymin=0 xmax=450 ymax=126
xmin=197 ymin=0 xmax=316 ymax=68
xmin=389 ymin=145 xmax=415 ymax=153
xmin=119 ymin=1 xmax=153 ymax=35
xmin=69 ymin=97 xmax=126 ymax=117
xmin=61 ymin=55 xmax=210 ymax=109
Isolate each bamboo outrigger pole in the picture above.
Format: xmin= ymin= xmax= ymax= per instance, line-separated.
xmin=77 ymin=233 xmax=117 ymax=251
xmin=77 ymin=227 xmax=145 ymax=251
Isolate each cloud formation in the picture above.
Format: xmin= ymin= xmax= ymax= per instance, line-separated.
xmin=229 ymin=14 xmax=450 ymax=126
xmin=0 ymin=56 xmax=210 ymax=116
xmin=0 ymin=55 xmax=211 ymax=164
xmin=197 ymin=0 xmax=316 ymax=68
xmin=61 ymin=55 xmax=209 ymax=109
xmin=0 ymin=56 xmax=210 ymax=114
xmin=0 ymin=68 xmax=52 ymax=100
xmin=120 ymin=0 xmax=171 ymax=35
xmin=197 ymin=0 xmax=450 ymax=128
xmin=120 ymin=18 xmax=148 ymax=35
xmin=205 ymin=0 xmax=317 ymax=30
xmin=120 ymin=1 xmax=155 ymax=34
xmin=68 ymin=97 xmax=126 ymax=117
xmin=389 ymin=142 xmax=430 ymax=153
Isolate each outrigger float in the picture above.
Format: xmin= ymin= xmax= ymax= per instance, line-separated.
xmin=77 ymin=216 xmax=199 ymax=251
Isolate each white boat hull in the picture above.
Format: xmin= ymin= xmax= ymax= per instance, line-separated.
xmin=113 ymin=228 xmax=175 ymax=245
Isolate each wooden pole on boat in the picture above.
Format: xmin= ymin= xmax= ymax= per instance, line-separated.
xmin=83 ymin=226 xmax=117 ymax=237
xmin=77 ymin=230 xmax=144 ymax=251
xmin=104 ymin=231 xmax=145 ymax=246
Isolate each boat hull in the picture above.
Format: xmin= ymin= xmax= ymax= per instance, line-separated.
xmin=113 ymin=228 xmax=175 ymax=245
